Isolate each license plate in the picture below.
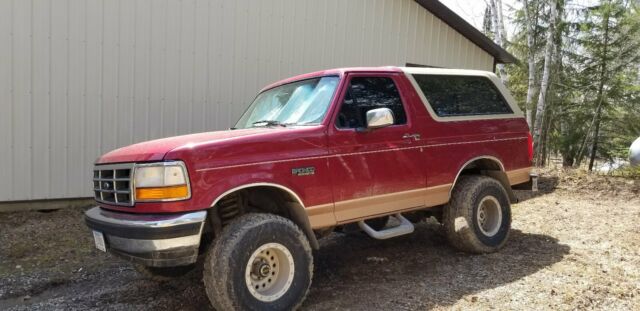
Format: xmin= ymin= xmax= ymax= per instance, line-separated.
xmin=93 ymin=230 xmax=106 ymax=252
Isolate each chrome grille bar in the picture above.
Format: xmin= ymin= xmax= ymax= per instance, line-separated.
xmin=93 ymin=163 xmax=135 ymax=207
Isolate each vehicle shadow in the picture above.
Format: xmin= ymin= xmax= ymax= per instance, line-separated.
xmin=77 ymin=216 xmax=567 ymax=310
xmin=303 ymin=222 xmax=569 ymax=310
xmin=514 ymin=175 xmax=559 ymax=203
xmin=75 ymin=220 xmax=568 ymax=311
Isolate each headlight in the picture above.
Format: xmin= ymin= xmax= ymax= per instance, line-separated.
xmin=133 ymin=161 xmax=191 ymax=202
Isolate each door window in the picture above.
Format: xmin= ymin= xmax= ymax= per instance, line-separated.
xmin=336 ymin=77 xmax=407 ymax=129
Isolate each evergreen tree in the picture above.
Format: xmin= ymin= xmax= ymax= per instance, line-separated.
xmin=575 ymin=0 xmax=640 ymax=170
xmin=504 ymin=0 xmax=640 ymax=170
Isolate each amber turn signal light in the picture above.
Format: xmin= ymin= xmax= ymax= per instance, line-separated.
xmin=135 ymin=185 xmax=189 ymax=201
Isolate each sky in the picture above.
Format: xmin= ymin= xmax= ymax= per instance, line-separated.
xmin=440 ymin=0 xmax=600 ymax=39
xmin=440 ymin=0 xmax=520 ymax=36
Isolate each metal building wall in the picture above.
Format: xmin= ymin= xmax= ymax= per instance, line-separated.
xmin=0 ymin=0 xmax=495 ymax=202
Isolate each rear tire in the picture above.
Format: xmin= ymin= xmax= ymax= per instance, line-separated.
xmin=443 ymin=175 xmax=511 ymax=253
xmin=203 ymin=213 xmax=313 ymax=311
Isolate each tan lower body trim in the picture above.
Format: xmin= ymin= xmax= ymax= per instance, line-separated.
xmin=306 ymin=168 xmax=531 ymax=230
xmin=335 ymin=183 xmax=452 ymax=225
xmin=333 ymin=188 xmax=427 ymax=222
xmin=425 ymin=183 xmax=451 ymax=207
xmin=306 ymin=203 xmax=336 ymax=229
xmin=306 ymin=184 xmax=453 ymax=229
xmin=507 ymin=167 xmax=532 ymax=185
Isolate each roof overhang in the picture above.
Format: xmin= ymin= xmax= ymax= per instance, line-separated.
xmin=415 ymin=0 xmax=518 ymax=64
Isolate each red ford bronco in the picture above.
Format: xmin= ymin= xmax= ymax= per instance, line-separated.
xmin=85 ymin=66 xmax=536 ymax=310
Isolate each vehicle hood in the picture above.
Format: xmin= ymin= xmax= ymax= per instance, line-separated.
xmin=96 ymin=128 xmax=273 ymax=164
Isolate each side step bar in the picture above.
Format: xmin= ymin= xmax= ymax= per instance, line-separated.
xmin=358 ymin=214 xmax=414 ymax=240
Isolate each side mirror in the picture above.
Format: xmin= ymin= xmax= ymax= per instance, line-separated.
xmin=366 ymin=108 xmax=394 ymax=129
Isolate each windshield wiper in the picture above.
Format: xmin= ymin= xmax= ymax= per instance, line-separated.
xmin=251 ymin=120 xmax=286 ymax=127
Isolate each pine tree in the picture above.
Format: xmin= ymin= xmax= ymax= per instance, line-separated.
xmin=575 ymin=0 xmax=640 ymax=170
xmin=501 ymin=0 xmax=639 ymax=169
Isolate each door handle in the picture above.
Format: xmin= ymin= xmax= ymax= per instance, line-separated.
xmin=402 ymin=133 xmax=421 ymax=141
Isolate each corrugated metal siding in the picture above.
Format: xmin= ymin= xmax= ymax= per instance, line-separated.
xmin=0 ymin=0 xmax=495 ymax=202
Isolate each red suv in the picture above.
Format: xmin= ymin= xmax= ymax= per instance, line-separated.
xmin=85 ymin=66 xmax=535 ymax=310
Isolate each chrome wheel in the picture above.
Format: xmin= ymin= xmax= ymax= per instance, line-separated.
xmin=476 ymin=195 xmax=502 ymax=237
xmin=245 ymin=242 xmax=295 ymax=302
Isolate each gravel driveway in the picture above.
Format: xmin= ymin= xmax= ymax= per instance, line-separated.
xmin=1 ymin=170 xmax=638 ymax=310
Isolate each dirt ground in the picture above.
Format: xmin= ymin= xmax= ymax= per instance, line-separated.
xmin=1 ymin=170 xmax=639 ymax=310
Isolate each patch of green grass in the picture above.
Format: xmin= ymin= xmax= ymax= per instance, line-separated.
xmin=608 ymin=166 xmax=640 ymax=179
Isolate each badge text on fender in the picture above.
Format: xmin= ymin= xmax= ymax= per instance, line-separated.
xmin=292 ymin=167 xmax=315 ymax=176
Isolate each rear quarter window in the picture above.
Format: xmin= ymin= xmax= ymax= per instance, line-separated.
xmin=412 ymin=74 xmax=513 ymax=117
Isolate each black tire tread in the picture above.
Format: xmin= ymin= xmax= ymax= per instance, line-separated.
xmin=443 ymin=175 xmax=511 ymax=254
xmin=203 ymin=213 xmax=313 ymax=311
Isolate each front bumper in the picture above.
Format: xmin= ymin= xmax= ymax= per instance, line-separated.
xmin=84 ymin=207 xmax=207 ymax=267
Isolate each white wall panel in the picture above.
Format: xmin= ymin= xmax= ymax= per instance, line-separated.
xmin=12 ymin=0 xmax=32 ymax=200
xmin=0 ymin=0 xmax=497 ymax=202
xmin=0 ymin=0 xmax=12 ymax=200
xmin=31 ymin=0 xmax=51 ymax=200
xmin=67 ymin=0 xmax=86 ymax=197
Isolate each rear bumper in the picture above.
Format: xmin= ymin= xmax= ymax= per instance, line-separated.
xmin=84 ymin=207 xmax=207 ymax=267
xmin=512 ymin=173 xmax=539 ymax=192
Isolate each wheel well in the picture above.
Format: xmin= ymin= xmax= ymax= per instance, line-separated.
xmin=459 ymin=158 xmax=503 ymax=174
xmin=206 ymin=186 xmax=319 ymax=250
xmin=454 ymin=157 xmax=516 ymax=203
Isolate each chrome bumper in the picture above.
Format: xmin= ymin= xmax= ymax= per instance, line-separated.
xmin=84 ymin=207 xmax=207 ymax=267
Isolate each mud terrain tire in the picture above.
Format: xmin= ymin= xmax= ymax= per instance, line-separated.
xmin=444 ymin=175 xmax=511 ymax=253
xmin=203 ymin=213 xmax=313 ymax=311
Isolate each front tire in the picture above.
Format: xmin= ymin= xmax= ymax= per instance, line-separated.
xmin=443 ymin=175 xmax=511 ymax=253
xmin=203 ymin=213 xmax=313 ymax=311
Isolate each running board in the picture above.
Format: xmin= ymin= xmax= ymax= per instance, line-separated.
xmin=358 ymin=214 xmax=414 ymax=240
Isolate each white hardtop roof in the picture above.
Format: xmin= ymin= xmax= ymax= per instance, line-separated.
xmin=398 ymin=66 xmax=498 ymax=78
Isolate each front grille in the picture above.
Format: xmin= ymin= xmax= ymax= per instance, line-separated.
xmin=93 ymin=163 xmax=135 ymax=206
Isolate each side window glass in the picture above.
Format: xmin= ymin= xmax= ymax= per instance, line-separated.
xmin=336 ymin=77 xmax=407 ymax=129
xmin=412 ymin=74 xmax=513 ymax=117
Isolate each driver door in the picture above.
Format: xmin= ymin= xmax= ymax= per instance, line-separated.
xmin=327 ymin=73 xmax=426 ymax=222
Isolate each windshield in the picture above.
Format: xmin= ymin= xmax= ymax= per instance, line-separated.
xmin=234 ymin=76 xmax=340 ymax=129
